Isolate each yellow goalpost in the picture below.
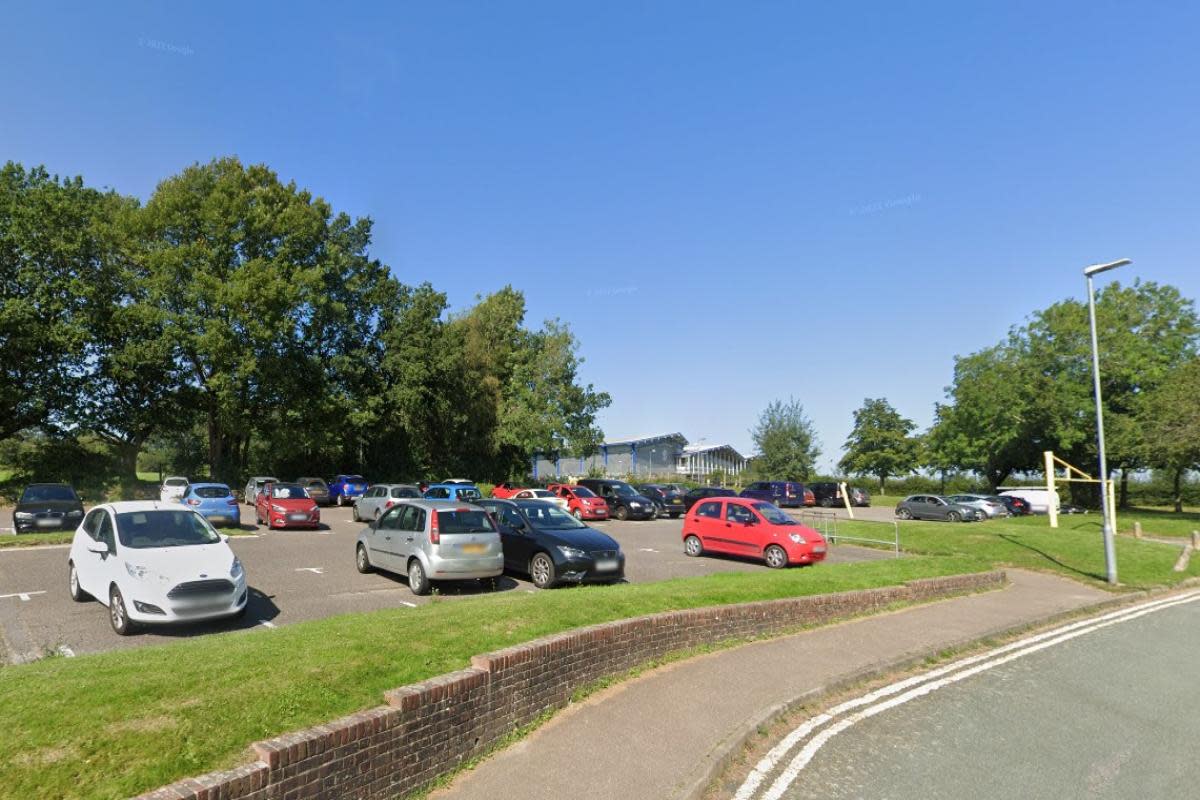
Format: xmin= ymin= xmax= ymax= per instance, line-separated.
xmin=1044 ymin=450 xmax=1116 ymax=533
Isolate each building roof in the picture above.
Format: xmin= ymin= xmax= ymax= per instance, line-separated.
xmin=602 ymin=432 xmax=688 ymax=448
xmin=682 ymin=443 xmax=746 ymax=459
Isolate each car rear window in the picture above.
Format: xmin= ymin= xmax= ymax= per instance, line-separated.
xmin=195 ymin=486 xmax=232 ymax=499
xmin=164 ymin=478 xmax=188 ymax=487
xmin=456 ymin=488 xmax=481 ymax=500
xmin=437 ymin=510 xmax=495 ymax=534
xmin=392 ymin=486 xmax=420 ymax=498
xmin=116 ymin=510 xmax=221 ymax=548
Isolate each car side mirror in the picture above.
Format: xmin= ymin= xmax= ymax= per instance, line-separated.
xmin=86 ymin=540 xmax=109 ymax=555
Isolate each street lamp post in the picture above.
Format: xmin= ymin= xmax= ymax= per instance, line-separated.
xmin=1083 ymin=257 xmax=1132 ymax=586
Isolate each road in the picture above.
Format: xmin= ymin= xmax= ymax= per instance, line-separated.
xmin=0 ymin=504 xmax=891 ymax=663
xmin=728 ymin=590 xmax=1200 ymax=800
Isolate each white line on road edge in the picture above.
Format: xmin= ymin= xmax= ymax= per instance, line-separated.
xmin=747 ymin=590 xmax=1200 ymax=800
xmin=295 ymin=567 xmax=325 ymax=574
xmin=0 ymin=591 xmax=47 ymax=602
xmin=399 ymin=601 xmax=417 ymax=608
xmin=258 ymin=620 xmax=277 ymax=629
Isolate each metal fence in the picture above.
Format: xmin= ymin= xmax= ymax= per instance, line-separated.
xmin=797 ymin=510 xmax=901 ymax=557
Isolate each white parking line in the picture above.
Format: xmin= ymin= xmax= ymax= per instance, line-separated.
xmin=258 ymin=620 xmax=277 ymax=629
xmin=398 ymin=601 xmax=417 ymax=608
xmin=738 ymin=590 xmax=1200 ymax=800
xmin=639 ymin=548 xmax=659 ymax=553
xmin=0 ymin=591 xmax=46 ymax=602
xmin=295 ymin=567 xmax=324 ymax=575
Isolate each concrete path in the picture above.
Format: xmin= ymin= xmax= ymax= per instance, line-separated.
xmin=434 ymin=570 xmax=1110 ymax=800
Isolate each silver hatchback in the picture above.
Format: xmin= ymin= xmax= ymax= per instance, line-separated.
xmin=355 ymin=500 xmax=503 ymax=595
xmin=353 ymin=483 xmax=422 ymax=522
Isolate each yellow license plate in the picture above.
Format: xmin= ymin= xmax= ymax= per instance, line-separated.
xmin=461 ymin=544 xmax=486 ymax=554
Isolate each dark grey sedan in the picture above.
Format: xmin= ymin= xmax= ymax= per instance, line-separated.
xmin=895 ymin=495 xmax=983 ymax=522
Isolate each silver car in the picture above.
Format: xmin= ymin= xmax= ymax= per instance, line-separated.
xmin=894 ymin=495 xmax=983 ymax=522
xmin=243 ymin=476 xmax=279 ymax=505
xmin=946 ymin=493 xmax=1010 ymax=519
xmin=355 ymin=500 xmax=503 ymax=595
xmin=353 ymin=483 xmax=422 ymax=522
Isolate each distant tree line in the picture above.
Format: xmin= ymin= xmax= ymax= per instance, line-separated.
xmin=831 ymin=282 xmax=1200 ymax=511
xmin=0 ymin=158 xmax=610 ymax=491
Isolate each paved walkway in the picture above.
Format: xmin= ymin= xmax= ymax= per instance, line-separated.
xmin=434 ymin=570 xmax=1110 ymax=800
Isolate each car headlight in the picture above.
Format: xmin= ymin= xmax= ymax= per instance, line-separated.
xmin=628 ymin=502 xmax=641 ymax=509
xmin=125 ymin=562 xmax=151 ymax=580
xmin=788 ymin=533 xmax=807 ymax=544
xmin=271 ymin=504 xmax=285 ymax=513
xmin=557 ymin=545 xmax=587 ymax=559
xmin=230 ymin=557 xmax=244 ymax=580
xmin=14 ymin=512 xmax=34 ymax=521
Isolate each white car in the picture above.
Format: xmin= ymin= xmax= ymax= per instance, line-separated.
xmin=67 ymin=501 xmax=248 ymax=635
xmin=159 ymin=476 xmax=189 ymax=503
xmin=511 ymin=488 xmax=571 ymax=511
xmin=946 ymin=494 xmax=1010 ymax=519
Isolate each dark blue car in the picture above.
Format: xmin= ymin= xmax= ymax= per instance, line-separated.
xmin=740 ymin=481 xmax=807 ymax=508
xmin=329 ymin=474 xmax=369 ymax=507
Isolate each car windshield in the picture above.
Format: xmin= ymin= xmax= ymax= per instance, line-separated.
xmin=20 ymin=485 xmax=78 ymax=503
xmin=522 ymin=504 xmax=587 ymax=529
xmin=194 ymin=486 xmax=231 ymax=499
xmin=571 ymin=487 xmax=596 ymax=498
xmin=271 ymin=485 xmax=309 ymax=499
xmin=754 ymin=503 xmax=797 ymax=525
xmin=116 ymin=510 xmax=221 ymax=548
xmin=343 ymin=476 xmax=365 ymax=483
xmin=437 ymin=509 xmax=495 ymax=533
xmin=612 ymin=484 xmax=638 ymax=497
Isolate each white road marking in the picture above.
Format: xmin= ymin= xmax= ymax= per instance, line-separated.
xmin=0 ymin=591 xmax=46 ymax=602
xmin=295 ymin=567 xmax=324 ymax=574
xmin=399 ymin=601 xmax=417 ymax=608
xmin=744 ymin=590 xmax=1200 ymax=800
xmin=258 ymin=620 xmax=277 ymax=629
xmin=639 ymin=548 xmax=659 ymax=553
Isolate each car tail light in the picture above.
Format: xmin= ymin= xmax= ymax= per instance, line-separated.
xmin=186 ymin=498 xmax=201 ymax=506
xmin=227 ymin=498 xmax=238 ymax=506
xmin=385 ymin=500 xmax=394 ymax=508
xmin=430 ymin=511 xmax=440 ymax=544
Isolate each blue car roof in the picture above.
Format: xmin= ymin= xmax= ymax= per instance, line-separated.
xmin=425 ymin=482 xmax=478 ymax=489
xmin=188 ymin=482 xmax=230 ymax=490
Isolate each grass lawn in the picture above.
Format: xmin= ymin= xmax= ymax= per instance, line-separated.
xmin=0 ymin=531 xmax=75 ymax=548
xmin=1109 ymin=506 xmax=1200 ymax=538
xmin=834 ymin=513 xmax=1200 ymax=589
xmin=0 ymin=556 xmax=985 ymax=800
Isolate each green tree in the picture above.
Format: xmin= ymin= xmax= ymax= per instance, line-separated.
xmin=1138 ymin=359 xmax=1200 ymax=512
xmin=838 ymin=398 xmax=919 ymax=493
xmin=750 ymin=398 xmax=820 ymax=481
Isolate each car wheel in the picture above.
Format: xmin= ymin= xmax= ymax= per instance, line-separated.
xmin=408 ymin=559 xmax=431 ymax=596
xmin=948 ymin=511 xmax=962 ymax=522
xmin=764 ymin=544 xmax=788 ymax=569
xmin=615 ymin=506 xmax=629 ymax=521
xmin=530 ymin=552 xmax=557 ymax=589
xmin=819 ymin=498 xmax=833 ymax=508
xmin=356 ymin=543 xmax=373 ymax=574
xmin=351 ymin=504 xmax=359 ymax=522
xmin=109 ymin=585 xmax=137 ymax=635
xmin=684 ymin=535 xmax=703 ymax=557
xmin=896 ymin=508 xmax=912 ymax=520
xmin=68 ymin=561 xmax=90 ymax=602
xmin=572 ymin=508 xmax=583 ymax=520
xmin=336 ymin=494 xmax=344 ymax=507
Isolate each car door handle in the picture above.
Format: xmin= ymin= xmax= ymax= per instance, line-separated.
xmin=406 ymin=537 xmax=414 ymax=542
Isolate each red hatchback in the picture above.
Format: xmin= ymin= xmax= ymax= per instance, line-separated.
xmin=681 ymin=496 xmax=826 ymax=568
xmin=256 ymin=482 xmax=321 ymax=529
xmin=547 ymin=483 xmax=610 ymax=520
xmin=490 ymin=482 xmax=524 ymax=499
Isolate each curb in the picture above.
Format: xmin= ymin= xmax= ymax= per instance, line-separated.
xmin=675 ymin=577 xmax=1200 ymax=800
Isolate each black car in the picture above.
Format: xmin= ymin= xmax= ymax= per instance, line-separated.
xmin=295 ymin=477 xmax=331 ymax=506
xmin=477 ymin=498 xmax=625 ymax=589
xmin=681 ymin=486 xmax=737 ymax=511
xmin=576 ymin=479 xmax=656 ymax=520
xmin=992 ymin=494 xmax=1031 ymax=516
xmin=635 ymin=484 xmax=687 ymax=519
xmin=808 ymin=482 xmax=871 ymax=508
xmin=12 ymin=483 xmax=85 ymax=534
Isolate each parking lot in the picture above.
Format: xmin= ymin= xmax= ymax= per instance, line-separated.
xmin=0 ymin=504 xmax=893 ymax=663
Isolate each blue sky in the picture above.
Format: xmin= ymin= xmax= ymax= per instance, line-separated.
xmin=4 ymin=1 xmax=1199 ymax=469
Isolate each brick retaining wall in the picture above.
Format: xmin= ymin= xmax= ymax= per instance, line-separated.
xmin=133 ymin=570 xmax=1004 ymax=800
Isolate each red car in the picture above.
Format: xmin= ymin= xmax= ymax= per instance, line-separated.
xmin=490 ymin=482 xmax=526 ymax=499
xmin=255 ymin=481 xmax=321 ymax=529
xmin=681 ymin=496 xmax=826 ymax=568
xmin=547 ymin=483 xmax=610 ymax=521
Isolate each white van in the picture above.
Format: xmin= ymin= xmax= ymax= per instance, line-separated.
xmin=999 ymin=488 xmax=1060 ymax=515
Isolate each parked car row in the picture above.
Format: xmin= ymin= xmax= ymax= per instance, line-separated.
xmin=894 ymin=490 xmax=1039 ymax=522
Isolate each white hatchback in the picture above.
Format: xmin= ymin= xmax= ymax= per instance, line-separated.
xmin=159 ymin=476 xmax=189 ymax=503
xmin=67 ymin=501 xmax=248 ymax=635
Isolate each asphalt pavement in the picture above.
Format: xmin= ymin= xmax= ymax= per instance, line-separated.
xmin=751 ymin=589 xmax=1200 ymax=800
xmin=0 ymin=504 xmax=892 ymax=663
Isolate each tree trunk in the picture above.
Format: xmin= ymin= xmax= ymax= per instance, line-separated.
xmin=878 ymin=474 xmax=887 ymax=495
xmin=114 ymin=440 xmax=141 ymax=483
xmin=1174 ymin=467 xmax=1183 ymax=513
xmin=939 ymin=469 xmax=946 ymax=494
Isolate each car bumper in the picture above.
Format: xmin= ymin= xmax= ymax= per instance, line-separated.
xmin=268 ymin=511 xmax=321 ymax=528
xmin=622 ymin=508 xmax=655 ymax=520
xmin=555 ymin=554 xmax=626 ymax=583
xmin=579 ymin=507 xmax=610 ymax=520
xmin=428 ymin=553 xmax=504 ymax=580
xmin=13 ymin=517 xmax=80 ymax=533
xmin=126 ymin=581 xmax=248 ymax=624
xmin=200 ymin=510 xmax=242 ymax=527
xmin=786 ymin=544 xmax=827 ymax=564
